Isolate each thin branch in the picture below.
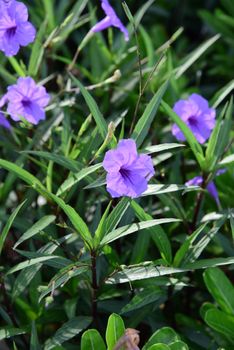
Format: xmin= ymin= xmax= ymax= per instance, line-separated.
xmin=90 ymin=250 xmax=98 ymax=326
xmin=191 ymin=174 xmax=209 ymax=231
xmin=129 ymin=51 xmax=166 ymax=135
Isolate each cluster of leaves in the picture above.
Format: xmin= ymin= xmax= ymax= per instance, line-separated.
xmin=0 ymin=0 xmax=233 ymax=349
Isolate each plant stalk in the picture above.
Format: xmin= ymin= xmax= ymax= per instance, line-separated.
xmin=91 ymin=250 xmax=98 ymax=325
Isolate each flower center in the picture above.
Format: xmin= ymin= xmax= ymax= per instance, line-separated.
xmin=188 ymin=115 xmax=198 ymax=126
xmin=119 ymin=167 xmax=132 ymax=182
xmin=22 ymin=98 xmax=32 ymax=108
xmin=6 ymin=26 xmax=17 ymax=38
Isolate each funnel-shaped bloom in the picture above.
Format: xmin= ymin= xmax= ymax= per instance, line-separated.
xmin=91 ymin=0 xmax=129 ymax=41
xmin=172 ymin=94 xmax=216 ymax=144
xmin=0 ymin=77 xmax=50 ymax=125
xmin=0 ymin=0 xmax=36 ymax=56
xmin=185 ymin=169 xmax=225 ymax=206
xmin=103 ymin=139 xmax=155 ymax=198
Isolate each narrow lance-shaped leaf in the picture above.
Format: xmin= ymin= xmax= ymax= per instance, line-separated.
xmin=0 ymin=200 xmax=26 ymax=256
xmin=131 ymin=200 xmax=172 ymax=265
xmin=56 ymin=163 xmax=102 ymax=196
xmin=23 ymin=150 xmax=81 ymax=172
xmin=44 ymin=191 xmax=93 ymax=248
xmin=39 ymin=264 xmax=88 ymax=302
xmin=0 ymin=327 xmax=27 ymax=341
xmin=142 ymin=184 xmax=199 ymax=197
xmin=205 ymin=98 xmax=233 ymax=171
xmin=175 ymin=34 xmax=220 ymax=78
xmin=0 ymin=159 xmax=45 ymax=193
xmin=6 ymin=256 xmax=67 ymax=275
xmin=69 ymin=75 xmax=108 ymax=141
xmin=12 ymin=235 xmax=72 ymax=300
xmin=106 ymin=257 xmax=234 ymax=284
xmin=14 ymin=215 xmax=56 ymax=249
xmin=44 ymin=317 xmax=92 ymax=350
xmin=101 ymin=218 xmax=180 ymax=246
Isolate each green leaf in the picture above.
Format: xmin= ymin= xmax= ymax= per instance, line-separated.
xmin=0 ymin=327 xmax=27 ymax=340
xmin=28 ymin=19 xmax=47 ymax=76
xmin=106 ymin=313 xmax=125 ymax=350
xmin=175 ymin=34 xmax=220 ymax=78
xmin=132 ymin=80 xmax=168 ymax=147
xmin=204 ymin=309 xmax=234 ymax=339
xmin=148 ymin=345 xmax=170 ymax=350
xmin=6 ymin=255 xmax=64 ymax=275
xmin=143 ymin=327 xmax=180 ymax=349
xmin=23 ymin=151 xmax=81 ymax=172
xmin=81 ymin=329 xmax=106 ymax=350
xmin=30 ymin=321 xmax=41 ymax=350
xmin=131 ymin=200 xmax=172 ymax=264
xmin=103 ymin=197 xmax=130 ymax=235
xmin=56 ymin=163 xmax=102 ymax=196
xmin=219 ymin=154 xmax=234 ymax=166
xmin=0 ymin=200 xmax=26 ymax=255
xmin=211 ymin=79 xmax=234 ymax=108
xmin=142 ymin=184 xmax=198 ymax=196
xmin=39 ymin=264 xmax=88 ymax=302
xmin=200 ymin=302 xmax=216 ymax=320
xmin=69 ymin=75 xmax=108 ymax=141
xmin=203 ymin=267 xmax=234 ymax=315
xmin=101 ymin=218 xmax=179 ymax=246
xmin=14 ymin=215 xmax=56 ymax=249
xmin=173 ymin=223 xmax=208 ymax=267
xmin=120 ymin=287 xmax=164 ymax=314
xmin=8 ymin=57 xmax=26 ymax=77
xmin=169 ymin=341 xmax=189 ymax=350
xmin=143 ymin=143 xmax=185 ymax=154
xmin=205 ymin=98 xmax=233 ymax=171
xmin=45 ymin=191 xmax=93 ymax=247
xmin=106 ymin=257 xmax=234 ymax=284
xmin=44 ymin=317 xmax=92 ymax=350
xmin=0 ymin=159 xmax=45 ymax=196
xmin=12 ymin=235 xmax=72 ymax=300
xmin=94 ymin=201 xmax=112 ymax=245
xmin=42 ymin=0 xmax=55 ymax=31
xmin=230 ymin=212 xmax=234 ymax=243
xmin=161 ymin=101 xmax=205 ymax=168
xmin=174 ymin=218 xmax=224 ymax=267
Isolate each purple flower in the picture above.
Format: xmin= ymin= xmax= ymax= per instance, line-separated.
xmin=103 ymin=139 xmax=155 ymax=198
xmin=91 ymin=0 xmax=129 ymax=41
xmin=0 ymin=0 xmax=36 ymax=56
xmin=172 ymin=94 xmax=216 ymax=144
xmin=0 ymin=112 xmax=11 ymax=129
xmin=0 ymin=77 xmax=50 ymax=125
xmin=186 ymin=170 xmax=225 ymax=206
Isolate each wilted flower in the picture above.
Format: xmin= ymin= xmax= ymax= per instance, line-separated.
xmin=0 ymin=112 xmax=11 ymax=129
xmin=172 ymin=94 xmax=216 ymax=144
xmin=103 ymin=139 xmax=155 ymax=198
xmin=0 ymin=0 xmax=36 ymax=56
xmin=0 ymin=77 xmax=50 ymax=125
xmin=91 ymin=0 xmax=129 ymax=41
xmin=185 ymin=169 xmax=225 ymax=206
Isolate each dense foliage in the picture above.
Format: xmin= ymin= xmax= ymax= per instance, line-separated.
xmin=0 ymin=0 xmax=233 ymax=349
